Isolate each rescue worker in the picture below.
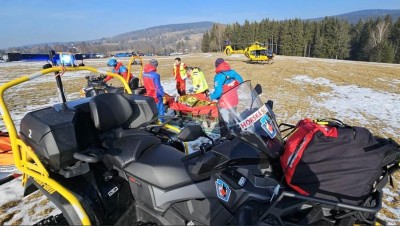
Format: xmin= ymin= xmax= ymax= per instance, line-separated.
xmin=186 ymin=67 xmax=209 ymax=95
xmin=172 ymin=57 xmax=187 ymax=96
xmin=209 ymin=58 xmax=243 ymax=103
xmin=142 ymin=59 xmax=165 ymax=120
xmin=210 ymin=58 xmax=244 ymax=137
xmin=103 ymin=58 xmax=132 ymax=83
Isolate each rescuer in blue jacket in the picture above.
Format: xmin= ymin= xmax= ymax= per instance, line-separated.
xmin=209 ymin=58 xmax=244 ymax=101
xmin=142 ymin=59 xmax=165 ymax=120
xmin=210 ymin=58 xmax=244 ymax=137
xmin=103 ymin=58 xmax=132 ymax=83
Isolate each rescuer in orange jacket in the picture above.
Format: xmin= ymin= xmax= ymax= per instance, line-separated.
xmin=172 ymin=57 xmax=187 ymax=96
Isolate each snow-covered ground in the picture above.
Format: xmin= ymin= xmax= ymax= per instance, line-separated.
xmin=0 ymin=59 xmax=399 ymax=225
xmin=0 ymin=177 xmax=61 ymax=225
xmin=290 ymin=75 xmax=400 ymax=138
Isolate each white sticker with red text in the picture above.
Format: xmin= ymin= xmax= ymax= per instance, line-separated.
xmin=239 ymin=105 xmax=268 ymax=130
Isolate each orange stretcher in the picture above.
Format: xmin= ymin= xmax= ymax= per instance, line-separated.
xmin=165 ymin=93 xmax=219 ymax=119
xmin=0 ymin=131 xmax=15 ymax=173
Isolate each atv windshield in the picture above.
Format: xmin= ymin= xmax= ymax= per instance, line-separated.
xmin=217 ymin=81 xmax=283 ymax=158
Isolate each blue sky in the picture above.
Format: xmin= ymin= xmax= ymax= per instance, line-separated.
xmin=1 ymin=0 xmax=400 ymax=49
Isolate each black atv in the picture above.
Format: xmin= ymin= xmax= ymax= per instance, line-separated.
xmin=1 ymin=65 xmax=399 ymax=225
xmin=81 ymin=74 xmax=145 ymax=98
xmin=81 ymin=74 xmax=122 ymax=97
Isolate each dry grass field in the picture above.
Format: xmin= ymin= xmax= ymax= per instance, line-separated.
xmin=0 ymin=53 xmax=399 ymax=224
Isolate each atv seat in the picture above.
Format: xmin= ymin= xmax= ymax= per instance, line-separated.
xmin=90 ymin=93 xmax=161 ymax=168
xmin=103 ymin=133 xmax=160 ymax=168
xmin=124 ymin=143 xmax=191 ymax=190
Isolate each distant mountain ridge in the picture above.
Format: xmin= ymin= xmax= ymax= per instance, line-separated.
xmin=110 ymin=21 xmax=214 ymax=42
xmin=309 ymin=9 xmax=400 ymax=23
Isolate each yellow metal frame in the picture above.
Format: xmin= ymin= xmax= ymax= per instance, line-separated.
xmin=0 ymin=66 xmax=132 ymax=225
xmin=127 ymin=55 xmax=144 ymax=86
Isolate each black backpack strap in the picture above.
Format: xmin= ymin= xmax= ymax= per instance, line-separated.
xmin=380 ymin=139 xmax=400 ymax=165
xmin=278 ymin=123 xmax=296 ymax=139
xmin=374 ymin=163 xmax=399 ymax=194
xmin=375 ymin=167 xmax=389 ymax=192
xmin=375 ymin=139 xmax=400 ymax=192
xmin=221 ymin=72 xmax=231 ymax=85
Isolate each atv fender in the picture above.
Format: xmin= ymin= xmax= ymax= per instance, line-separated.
xmin=24 ymin=177 xmax=94 ymax=225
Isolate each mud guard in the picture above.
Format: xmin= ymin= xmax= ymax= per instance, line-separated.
xmin=24 ymin=177 xmax=94 ymax=225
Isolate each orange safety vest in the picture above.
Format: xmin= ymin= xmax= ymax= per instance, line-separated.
xmin=173 ymin=63 xmax=187 ymax=80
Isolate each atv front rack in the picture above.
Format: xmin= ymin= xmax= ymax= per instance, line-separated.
xmin=260 ymin=189 xmax=383 ymax=225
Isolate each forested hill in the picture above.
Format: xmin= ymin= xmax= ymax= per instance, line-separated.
xmin=309 ymin=9 xmax=400 ymax=24
xmin=111 ymin=21 xmax=214 ymax=41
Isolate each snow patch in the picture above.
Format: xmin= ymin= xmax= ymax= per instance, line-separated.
xmin=0 ymin=177 xmax=61 ymax=225
xmin=291 ymin=75 xmax=400 ymax=137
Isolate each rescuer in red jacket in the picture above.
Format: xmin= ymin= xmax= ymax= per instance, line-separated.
xmin=142 ymin=59 xmax=165 ymax=120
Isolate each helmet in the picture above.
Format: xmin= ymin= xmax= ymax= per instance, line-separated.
xmin=107 ymin=59 xmax=117 ymax=67
xmin=149 ymin=59 xmax=158 ymax=67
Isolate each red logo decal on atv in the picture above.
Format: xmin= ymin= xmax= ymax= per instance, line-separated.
xmin=215 ymin=179 xmax=231 ymax=202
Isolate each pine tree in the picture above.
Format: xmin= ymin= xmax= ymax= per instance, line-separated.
xmin=241 ymin=20 xmax=253 ymax=48
xmin=333 ymin=19 xmax=351 ymax=59
xmin=278 ymin=20 xmax=291 ymax=55
xmin=289 ymin=18 xmax=304 ymax=56
xmin=313 ymin=22 xmax=325 ymax=58
xmin=389 ymin=17 xmax=400 ymax=63
xmin=201 ymin=31 xmax=210 ymax=52
xmin=303 ymin=21 xmax=316 ymax=57
xmin=231 ymin=22 xmax=242 ymax=49
xmin=358 ymin=19 xmax=374 ymax=61
xmin=349 ymin=20 xmax=364 ymax=60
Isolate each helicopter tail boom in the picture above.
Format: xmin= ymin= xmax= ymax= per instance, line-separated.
xmin=224 ymin=45 xmax=245 ymax=56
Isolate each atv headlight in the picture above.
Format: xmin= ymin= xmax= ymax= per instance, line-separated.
xmin=59 ymin=53 xmax=75 ymax=66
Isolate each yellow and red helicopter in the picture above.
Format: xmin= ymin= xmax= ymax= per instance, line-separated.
xmin=224 ymin=41 xmax=275 ymax=64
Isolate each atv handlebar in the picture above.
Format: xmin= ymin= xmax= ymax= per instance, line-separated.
xmin=85 ymin=74 xmax=107 ymax=82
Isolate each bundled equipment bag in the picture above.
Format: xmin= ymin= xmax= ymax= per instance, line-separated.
xmin=280 ymin=118 xmax=400 ymax=205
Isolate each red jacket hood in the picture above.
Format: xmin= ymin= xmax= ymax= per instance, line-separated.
xmin=144 ymin=64 xmax=157 ymax=73
xmin=215 ymin=61 xmax=231 ymax=73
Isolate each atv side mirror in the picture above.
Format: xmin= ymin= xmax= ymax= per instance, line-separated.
xmin=255 ymin=84 xmax=262 ymax=95
xmin=43 ymin=63 xmax=52 ymax=69
xmin=177 ymin=124 xmax=204 ymax=142
xmin=267 ymin=100 xmax=273 ymax=110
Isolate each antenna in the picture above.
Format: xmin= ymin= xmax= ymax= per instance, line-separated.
xmin=49 ymin=50 xmax=67 ymax=105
